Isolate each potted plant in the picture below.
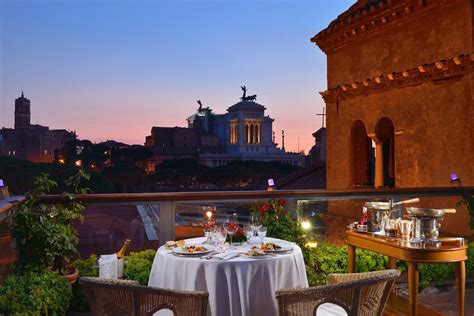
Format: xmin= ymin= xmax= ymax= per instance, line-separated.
xmin=13 ymin=169 xmax=90 ymax=284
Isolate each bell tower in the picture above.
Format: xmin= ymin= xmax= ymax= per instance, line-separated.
xmin=14 ymin=92 xmax=31 ymax=129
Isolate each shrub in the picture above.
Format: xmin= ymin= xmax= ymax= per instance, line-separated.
xmin=0 ymin=269 xmax=72 ymax=315
xmin=69 ymin=255 xmax=98 ymax=312
xmin=123 ymin=249 xmax=157 ymax=285
xmin=305 ymin=243 xmax=387 ymax=286
xmin=304 ymin=241 xmax=474 ymax=288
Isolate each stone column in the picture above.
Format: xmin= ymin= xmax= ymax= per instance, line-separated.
xmin=250 ymin=124 xmax=254 ymax=144
xmin=368 ymin=133 xmax=383 ymax=187
xmin=257 ymin=124 xmax=261 ymax=144
xmin=245 ymin=124 xmax=249 ymax=143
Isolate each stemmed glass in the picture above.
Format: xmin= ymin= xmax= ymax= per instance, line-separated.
xmin=249 ymin=213 xmax=262 ymax=244
xmin=212 ymin=226 xmax=227 ymax=251
xmin=224 ymin=213 xmax=238 ymax=246
xmin=243 ymin=225 xmax=253 ymax=244
xmin=257 ymin=226 xmax=267 ymax=244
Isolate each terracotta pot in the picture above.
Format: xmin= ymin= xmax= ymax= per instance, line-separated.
xmin=62 ymin=267 xmax=79 ymax=288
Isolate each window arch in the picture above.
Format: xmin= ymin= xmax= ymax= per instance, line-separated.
xmin=351 ymin=120 xmax=374 ymax=187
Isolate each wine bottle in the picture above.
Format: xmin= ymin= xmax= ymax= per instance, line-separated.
xmin=116 ymin=239 xmax=131 ymax=259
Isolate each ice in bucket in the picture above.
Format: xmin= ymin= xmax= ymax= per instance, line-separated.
xmin=98 ymin=254 xmax=123 ymax=279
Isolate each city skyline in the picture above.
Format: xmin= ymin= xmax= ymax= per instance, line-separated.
xmin=0 ymin=0 xmax=353 ymax=152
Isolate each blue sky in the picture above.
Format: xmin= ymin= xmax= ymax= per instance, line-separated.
xmin=0 ymin=0 xmax=353 ymax=152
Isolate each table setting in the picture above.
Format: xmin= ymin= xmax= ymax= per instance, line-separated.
xmin=148 ymin=211 xmax=308 ymax=316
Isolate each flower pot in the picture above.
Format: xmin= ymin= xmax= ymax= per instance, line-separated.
xmin=61 ymin=267 xmax=79 ymax=288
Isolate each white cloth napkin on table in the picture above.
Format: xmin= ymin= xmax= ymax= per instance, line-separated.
xmin=213 ymin=250 xmax=240 ymax=260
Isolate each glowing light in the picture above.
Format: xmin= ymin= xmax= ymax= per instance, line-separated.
xmin=58 ymin=159 xmax=65 ymax=164
xmin=306 ymin=241 xmax=318 ymax=248
xmin=205 ymin=210 xmax=213 ymax=219
xmin=301 ymin=219 xmax=311 ymax=230
xmin=75 ymin=160 xmax=82 ymax=167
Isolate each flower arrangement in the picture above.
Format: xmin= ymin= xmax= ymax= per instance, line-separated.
xmin=250 ymin=199 xmax=304 ymax=244
xmin=225 ymin=223 xmax=247 ymax=243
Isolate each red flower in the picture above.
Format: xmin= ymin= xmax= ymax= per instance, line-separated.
xmin=235 ymin=230 xmax=242 ymax=237
xmin=259 ymin=204 xmax=270 ymax=213
xmin=278 ymin=199 xmax=286 ymax=206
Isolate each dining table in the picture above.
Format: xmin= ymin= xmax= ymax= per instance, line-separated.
xmin=148 ymin=237 xmax=308 ymax=316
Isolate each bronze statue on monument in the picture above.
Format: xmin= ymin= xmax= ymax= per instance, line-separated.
xmin=240 ymin=85 xmax=257 ymax=102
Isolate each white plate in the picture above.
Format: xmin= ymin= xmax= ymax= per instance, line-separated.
xmin=241 ymin=253 xmax=271 ymax=259
xmin=172 ymin=245 xmax=215 ymax=256
xmin=261 ymin=242 xmax=294 ymax=253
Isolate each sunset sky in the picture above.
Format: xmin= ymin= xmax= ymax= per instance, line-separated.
xmin=0 ymin=0 xmax=353 ymax=153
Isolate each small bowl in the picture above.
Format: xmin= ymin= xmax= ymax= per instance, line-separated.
xmin=357 ymin=224 xmax=368 ymax=231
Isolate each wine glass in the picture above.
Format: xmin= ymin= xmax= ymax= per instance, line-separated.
xmin=212 ymin=226 xmax=227 ymax=250
xmin=257 ymin=226 xmax=267 ymax=244
xmin=249 ymin=213 xmax=262 ymax=243
xmin=224 ymin=214 xmax=238 ymax=246
xmin=243 ymin=225 xmax=253 ymax=244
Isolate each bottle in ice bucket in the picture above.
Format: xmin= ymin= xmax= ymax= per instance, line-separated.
xmin=117 ymin=239 xmax=131 ymax=259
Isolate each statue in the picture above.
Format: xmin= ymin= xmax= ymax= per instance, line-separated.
xmin=197 ymin=100 xmax=203 ymax=112
xmin=240 ymin=85 xmax=257 ymax=102
xmin=197 ymin=99 xmax=211 ymax=113
xmin=241 ymin=86 xmax=247 ymax=99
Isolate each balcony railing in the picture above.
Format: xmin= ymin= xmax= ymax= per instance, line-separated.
xmin=30 ymin=186 xmax=474 ymax=257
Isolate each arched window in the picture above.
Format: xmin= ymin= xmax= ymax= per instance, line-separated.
xmin=351 ymin=120 xmax=374 ymax=187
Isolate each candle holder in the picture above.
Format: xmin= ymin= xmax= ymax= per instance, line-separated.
xmin=202 ymin=206 xmax=216 ymax=244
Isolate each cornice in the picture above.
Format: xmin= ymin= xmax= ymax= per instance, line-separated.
xmin=311 ymin=0 xmax=460 ymax=54
xmin=320 ymin=53 xmax=473 ymax=103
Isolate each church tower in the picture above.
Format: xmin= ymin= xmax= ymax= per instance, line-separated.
xmin=14 ymin=92 xmax=31 ymax=129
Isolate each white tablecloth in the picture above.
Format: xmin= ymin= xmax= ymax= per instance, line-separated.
xmin=148 ymin=237 xmax=308 ymax=316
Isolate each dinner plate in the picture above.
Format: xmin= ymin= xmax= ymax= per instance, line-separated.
xmin=172 ymin=245 xmax=215 ymax=256
xmin=241 ymin=253 xmax=271 ymax=259
xmin=261 ymin=243 xmax=294 ymax=253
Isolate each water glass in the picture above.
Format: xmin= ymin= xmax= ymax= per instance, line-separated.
xmin=257 ymin=226 xmax=267 ymax=243
xmin=243 ymin=225 xmax=254 ymax=244
xmin=213 ymin=227 xmax=227 ymax=250
xmin=249 ymin=213 xmax=262 ymax=238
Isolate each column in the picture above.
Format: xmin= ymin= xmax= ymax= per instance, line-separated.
xmin=245 ymin=124 xmax=249 ymax=143
xmin=368 ymin=133 xmax=384 ymax=187
xmin=249 ymin=124 xmax=254 ymax=144
xmin=257 ymin=124 xmax=261 ymax=144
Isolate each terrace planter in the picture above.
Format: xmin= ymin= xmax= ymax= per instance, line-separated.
xmin=62 ymin=267 xmax=80 ymax=287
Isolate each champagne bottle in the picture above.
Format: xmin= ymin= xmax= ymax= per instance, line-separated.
xmin=116 ymin=239 xmax=131 ymax=259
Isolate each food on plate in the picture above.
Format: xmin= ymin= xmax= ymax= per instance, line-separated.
xmin=176 ymin=240 xmax=186 ymax=247
xmin=182 ymin=245 xmax=207 ymax=253
xmin=165 ymin=241 xmax=177 ymax=248
xmin=260 ymin=242 xmax=282 ymax=251
xmin=246 ymin=246 xmax=266 ymax=257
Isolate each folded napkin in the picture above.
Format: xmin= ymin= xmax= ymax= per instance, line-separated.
xmin=213 ymin=250 xmax=240 ymax=260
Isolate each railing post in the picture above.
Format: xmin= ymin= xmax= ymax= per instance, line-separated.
xmin=158 ymin=202 xmax=176 ymax=244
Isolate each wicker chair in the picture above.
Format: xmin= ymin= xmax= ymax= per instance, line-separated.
xmin=79 ymin=277 xmax=209 ymax=316
xmin=275 ymin=269 xmax=400 ymax=316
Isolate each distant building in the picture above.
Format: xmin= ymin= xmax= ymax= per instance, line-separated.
xmin=277 ymin=127 xmax=327 ymax=190
xmin=0 ymin=92 xmax=76 ymax=163
xmin=144 ymin=88 xmax=304 ymax=172
xmin=309 ymin=127 xmax=326 ymax=168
